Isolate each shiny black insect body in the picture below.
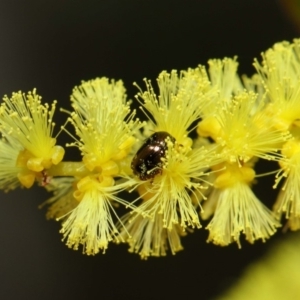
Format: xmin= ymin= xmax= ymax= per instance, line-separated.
xmin=131 ymin=131 xmax=176 ymax=180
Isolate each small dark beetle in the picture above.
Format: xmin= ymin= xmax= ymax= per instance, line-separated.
xmin=131 ymin=131 xmax=176 ymax=180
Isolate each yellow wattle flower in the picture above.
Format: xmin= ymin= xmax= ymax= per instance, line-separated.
xmin=3 ymin=38 xmax=300 ymax=258
xmin=254 ymin=39 xmax=300 ymax=131
xmin=40 ymin=177 xmax=78 ymax=220
xmin=0 ymin=89 xmax=64 ymax=183
xmin=0 ymin=136 xmax=25 ymax=191
xmin=48 ymin=77 xmax=143 ymax=255
xmin=135 ymin=69 xmax=204 ymax=145
xmin=198 ymin=90 xmax=291 ymax=165
xmin=67 ymin=77 xmax=142 ymax=173
xmin=60 ymin=176 xmax=135 ymax=255
xmin=118 ymin=211 xmax=185 ymax=259
xmin=273 ymin=140 xmax=300 ymax=223
xmin=204 ymin=163 xmax=280 ymax=247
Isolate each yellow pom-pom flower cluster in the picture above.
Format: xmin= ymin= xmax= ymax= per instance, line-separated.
xmin=1 ymin=39 xmax=300 ymax=258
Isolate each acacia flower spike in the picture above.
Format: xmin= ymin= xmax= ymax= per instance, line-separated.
xmin=3 ymin=38 xmax=300 ymax=258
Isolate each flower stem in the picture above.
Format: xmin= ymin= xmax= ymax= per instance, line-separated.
xmin=47 ymin=162 xmax=89 ymax=178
